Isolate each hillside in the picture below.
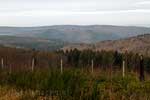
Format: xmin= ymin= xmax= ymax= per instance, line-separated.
xmin=0 ymin=36 xmax=150 ymax=100
xmin=0 ymin=35 xmax=65 ymax=51
xmin=0 ymin=25 xmax=150 ymax=43
xmin=63 ymin=34 xmax=150 ymax=55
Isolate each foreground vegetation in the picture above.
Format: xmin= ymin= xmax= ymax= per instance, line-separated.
xmin=0 ymin=46 xmax=150 ymax=99
xmin=0 ymin=68 xmax=150 ymax=100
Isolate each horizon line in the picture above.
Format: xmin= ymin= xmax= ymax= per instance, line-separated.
xmin=0 ymin=24 xmax=149 ymax=28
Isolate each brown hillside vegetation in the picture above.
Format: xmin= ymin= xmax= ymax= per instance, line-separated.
xmin=63 ymin=34 xmax=150 ymax=56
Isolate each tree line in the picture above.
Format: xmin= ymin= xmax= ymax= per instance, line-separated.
xmin=0 ymin=46 xmax=150 ymax=74
xmin=63 ymin=49 xmax=150 ymax=73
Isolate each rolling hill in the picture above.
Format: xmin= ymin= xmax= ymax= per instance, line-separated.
xmin=0 ymin=35 xmax=65 ymax=51
xmin=0 ymin=25 xmax=150 ymax=43
xmin=63 ymin=34 xmax=150 ymax=56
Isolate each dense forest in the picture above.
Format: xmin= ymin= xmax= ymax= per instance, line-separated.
xmin=0 ymin=46 xmax=150 ymax=99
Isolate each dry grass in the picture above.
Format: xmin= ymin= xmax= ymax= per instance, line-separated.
xmin=0 ymin=86 xmax=59 ymax=100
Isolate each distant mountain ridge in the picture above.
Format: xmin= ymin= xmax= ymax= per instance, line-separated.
xmin=0 ymin=25 xmax=150 ymax=43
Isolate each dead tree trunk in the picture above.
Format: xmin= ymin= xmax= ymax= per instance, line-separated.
xmin=9 ymin=64 xmax=12 ymax=74
xmin=61 ymin=59 xmax=63 ymax=74
xmin=32 ymin=58 xmax=35 ymax=71
xmin=31 ymin=50 xmax=37 ymax=71
xmin=139 ymin=55 xmax=144 ymax=81
xmin=91 ymin=59 xmax=94 ymax=73
xmin=122 ymin=60 xmax=125 ymax=77
xmin=1 ymin=58 xmax=4 ymax=69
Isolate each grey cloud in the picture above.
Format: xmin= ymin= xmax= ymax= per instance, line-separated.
xmin=0 ymin=0 xmax=150 ymax=26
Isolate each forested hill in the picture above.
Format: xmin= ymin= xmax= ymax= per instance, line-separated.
xmin=0 ymin=25 xmax=150 ymax=43
xmin=0 ymin=35 xmax=65 ymax=51
xmin=1 ymin=34 xmax=150 ymax=55
xmin=63 ymin=34 xmax=150 ymax=56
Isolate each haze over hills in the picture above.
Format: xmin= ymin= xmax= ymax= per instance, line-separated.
xmin=0 ymin=35 xmax=65 ymax=51
xmin=1 ymin=33 xmax=150 ymax=55
xmin=0 ymin=25 xmax=150 ymax=43
xmin=63 ymin=34 xmax=150 ymax=56
xmin=0 ymin=25 xmax=150 ymax=52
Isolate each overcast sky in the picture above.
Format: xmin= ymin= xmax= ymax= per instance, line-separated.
xmin=0 ymin=0 xmax=150 ymax=27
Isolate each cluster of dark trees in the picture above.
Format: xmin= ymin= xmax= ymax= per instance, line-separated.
xmin=63 ymin=49 xmax=150 ymax=72
xmin=0 ymin=46 xmax=150 ymax=74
